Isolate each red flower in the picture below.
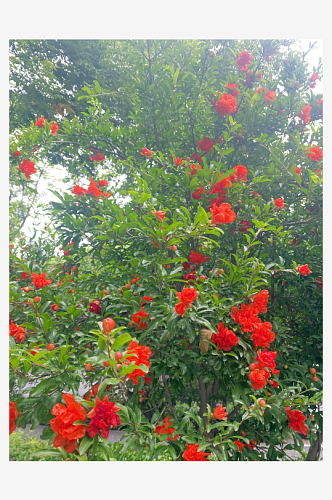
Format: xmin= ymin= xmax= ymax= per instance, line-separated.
xmin=316 ymin=278 xmax=323 ymax=289
xmin=156 ymin=415 xmax=179 ymax=441
xmin=183 ymin=443 xmax=210 ymax=461
xmin=153 ymin=210 xmax=166 ymax=222
xmin=174 ymin=157 xmax=183 ymax=166
xmin=89 ymin=152 xmax=105 ymax=162
xmin=309 ymin=73 xmax=319 ymax=88
xmin=236 ymin=51 xmax=253 ymax=71
xmin=9 ymin=402 xmax=20 ymax=435
xmin=141 ymin=148 xmax=152 ymax=158
xmin=250 ymin=321 xmax=275 ymax=350
xmin=239 ymin=220 xmax=250 ymax=233
xmin=19 ymin=159 xmax=36 ymax=179
xmin=192 ymin=187 xmax=204 ymax=200
xmin=211 ymin=405 xmax=228 ymax=420
xmin=295 ymin=166 xmax=301 ymax=174
xmin=35 ymin=116 xmax=45 ymax=127
xmin=12 ymin=150 xmax=21 ymax=157
xmin=275 ymin=198 xmax=285 ymax=209
xmin=86 ymin=178 xmax=103 ymax=198
xmin=98 ymin=179 xmax=108 ymax=187
xmin=141 ymin=295 xmax=153 ymax=307
xmin=175 ymin=287 xmax=198 ymax=316
xmin=20 ymin=272 xmax=31 ymax=280
xmin=123 ymin=340 xmax=152 ymax=385
xmin=189 ymin=250 xmax=209 ymax=265
xmin=131 ymin=309 xmax=150 ymax=330
xmin=192 ymin=153 xmax=202 ymax=162
xmin=265 ymin=90 xmax=277 ymax=104
xmin=89 ymin=301 xmax=101 ymax=314
xmin=83 ymin=384 xmax=100 ymax=401
xmin=231 ymin=164 xmax=247 ymax=183
xmin=51 ymin=304 xmax=59 ymax=311
xmin=234 ymin=439 xmax=244 ymax=453
xmin=50 ymin=393 xmax=86 ymax=453
xmin=184 ymin=271 xmax=197 ymax=283
xmin=61 ymin=241 xmax=74 ymax=256
xmin=307 ymin=146 xmax=323 ymax=162
xmin=226 ymin=83 xmax=239 ymax=97
xmin=87 ymin=395 xmax=120 ymax=438
xmin=249 ymin=367 xmax=271 ymax=390
xmin=255 ymin=349 xmax=280 ymax=375
xmin=145 ymin=376 xmax=153 ymax=385
xmin=211 ymin=322 xmax=239 ymax=352
xmin=286 ymin=408 xmax=308 ymax=436
xmin=32 ymin=272 xmax=52 ymax=289
xmin=297 ymin=104 xmax=311 ymax=124
xmin=231 ymin=304 xmax=261 ymax=333
xmin=297 ymin=264 xmax=312 ymax=276
xmin=198 ymin=138 xmax=215 ymax=153
xmin=256 ymin=87 xmax=265 ymax=94
xmin=215 ymin=93 xmax=237 ymax=116
xmin=189 ymin=163 xmax=202 ymax=176
xmin=72 ymin=185 xmax=87 ymax=196
xmin=249 ymin=290 xmax=269 ymax=314
xmin=50 ymin=122 xmax=59 ymax=134
xmin=182 ymin=261 xmax=191 ymax=271
xmin=210 ymin=203 xmax=236 ymax=225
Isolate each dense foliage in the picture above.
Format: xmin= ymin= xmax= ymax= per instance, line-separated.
xmin=9 ymin=39 xmax=322 ymax=461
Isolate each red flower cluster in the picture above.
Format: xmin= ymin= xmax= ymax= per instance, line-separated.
xmin=250 ymin=321 xmax=275 ymax=350
xmin=214 ymin=93 xmax=237 ymax=116
xmin=51 ymin=122 xmax=59 ymax=134
xmin=234 ymin=439 xmax=244 ymax=453
xmin=98 ymin=179 xmax=108 ymax=187
xmin=141 ymin=295 xmax=153 ymax=307
xmin=226 ymin=83 xmax=239 ymax=97
xmin=35 ymin=116 xmax=45 ymax=127
xmin=83 ymin=384 xmax=100 ymax=401
xmin=189 ymin=251 xmax=209 ymax=265
xmin=131 ymin=309 xmax=150 ymax=330
xmin=89 ymin=152 xmax=105 ymax=162
xmin=183 ymin=443 xmax=210 ymax=461
xmin=123 ymin=340 xmax=152 ymax=385
xmin=89 ymin=301 xmax=101 ymax=314
xmin=9 ymin=402 xmax=20 ymax=435
xmin=275 ymin=198 xmax=285 ymax=209
xmin=155 ymin=415 xmax=179 ymax=441
xmin=13 ymin=150 xmax=21 ymax=157
xmin=9 ymin=322 xmax=27 ymax=343
xmin=20 ymin=272 xmax=31 ymax=280
xmin=60 ymin=241 xmax=74 ymax=256
xmin=192 ymin=187 xmax=204 ymax=200
xmin=210 ymin=203 xmax=236 ymax=225
xmin=211 ymin=322 xmax=239 ymax=352
xmin=19 ymin=159 xmax=36 ymax=179
xmin=286 ymin=408 xmax=308 ymax=436
xmin=307 ymin=146 xmax=323 ymax=162
xmin=86 ymin=178 xmax=103 ymax=198
xmin=175 ymin=287 xmax=198 ymax=317
xmin=265 ymin=90 xmax=277 ymax=104
xmin=255 ymin=349 xmax=280 ymax=375
xmin=236 ymin=51 xmax=253 ymax=71
xmin=231 ymin=303 xmax=260 ymax=333
xmin=50 ymin=394 xmax=86 ymax=453
xmin=32 ymin=272 xmax=52 ymax=289
xmin=192 ymin=153 xmax=202 ymax=162
xmin=72 ymin=185 xmax=87 ymax=196
xmin=198 ymin=137 xmax=215 ymax=153
xmin=174 ymin=157 xmax=182 ymax=166
xmin=231 ymin=164 xmax=247 ymax=183
xmin=239 ymin=220 xmax=250 ymax=233
xmin=309 ymin=73 xmax=319 ymax=88
xmin=297 ymin=104 xmax=311 ymax=124
xmin=211 ymin=405 xmax=228 ymax=420
xmin=249 ymin=367 xmax=271 ymax=390
xmin=297 ymin=264 xmax=312 ymax=276
xmin=249 ymin=289 xmax=269 ymax=314
xmin=87 ymin=395 xmax=120 ymax=438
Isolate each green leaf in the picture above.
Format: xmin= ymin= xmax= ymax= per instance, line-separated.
xmin=30 ymin=450 xmax=63 ymax=458
xmin=79 ymin=435 xmax=94 ymax=455
xmin=111 ymin=333 xmax=132 ymax=351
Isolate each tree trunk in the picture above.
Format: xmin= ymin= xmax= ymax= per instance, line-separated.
xmin=306 ymin=431 xmax=323 ymax=461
